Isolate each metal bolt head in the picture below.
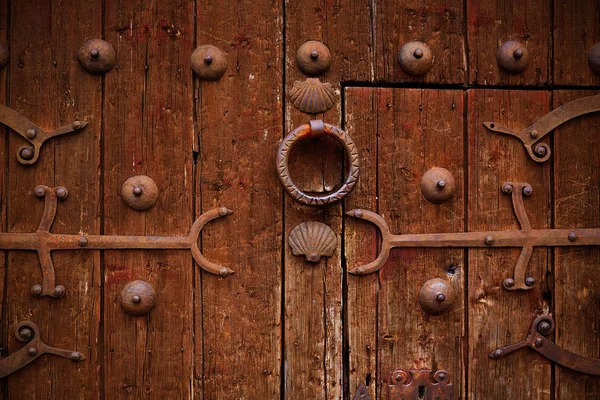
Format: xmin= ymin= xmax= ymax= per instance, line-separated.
xmin=18 ymin=327 xmax=33 ymax=341
xmin=398 ymin=41 xmax=433 ymax=76
xmin=56 ymin=186 xmax=68 ymax=200
xmin=78 ymin=237 xmax=89 ymax=247
xmin=568 ymin=232 xmax=577 ymax=242
xmin=497 ymin=41 xmax=529 ymax=74
xmin=513 ymin=48 xmax=524 ymax=59
xmin=89 ymin=48 xmax=100 ymax=59
xmin=502 ymin=183 xmax=513 ymax=194
xmin=538 ymin=320 xmax=552 ymax=336
xmin=413 ymin=48 xmax=424 ymax=59
xmin=70 ymin=352 xmax=81 ymax=361
xmin=530 ymin=130 xmax=539 ymax=139
xmin=436 ymin=180 xmax=446 ymax=189
xmin=26 ymin=128 xmax=36 ymax=139
xmin=132 ymin=295 xmax=141 ymax=304
xmin=493 ymin=349 xmax=502 ymax=358
xmin=354 ymin=209 xmax=363 ymax=218
xmin=534 ymin=145 xmax=547 ymax=157
xmin=296 ymin=41 xmax=331 ymax=76
xmin=522 ymin=185 xmax=533 ymax=196
xmin=310 ymin=49 xmax=319 ymax=60
xmin=503 ymin=277 xmax=515 ymax=288
xmin=27 ymin=347 xmax=37 ymax=356
xmin=31 ymin=284 xmax=43 ymax=296
xmin=525 ymin=276 xmax=536 ymax=287
xmin=204 ymin=54 xmax=213 ymax=64
xmin=485 ymin=235 xmax=495 ymax=245
xmin=53 ymin=285 xmax=66 ymax=298
xmin=132 ymin=186 xmax=143 ymax=196
xmin=534 ymin=338 xmax=544 ymax=348
xmin=436 ymin=293 xmax=446 ymax=302
xmin=78 ymin=39 xmax=116 ymax=74
xmin=20 ymin=147 xmax=34 ymax=160
xmin=72 ymin=120 xmax=83 ymax=130
xmin=219 ymin=207 xmax=229 ymax=216
xmin=34 ymin=186 xmax=46 ymax=197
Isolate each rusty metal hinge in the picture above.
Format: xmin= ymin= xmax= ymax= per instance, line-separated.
xmin=0 ymin=321 xmax=85 ymax=379
xmin=0 ymin=104 xmax=88 ymax=164
xmin=484 ymin=94 xmax=600 ymax=163
xmin=0 ymin=185 xmax=234 ymax=298
xmin=347 ymin=181 xmax=600 ymax=291
xmin=490 ymin=314 xmax=600 ymax=376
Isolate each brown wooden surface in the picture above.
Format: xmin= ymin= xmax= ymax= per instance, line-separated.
xmin=195 ymin=1 xmax=283 ymax=399
xmin=554 ymin=1 xmax=600 ymax=85
xmin=467 ymin=89 xmax=551 ymax=399
xmin=0 ymin=0 xmax=7 ymax=396
xmin=467 ymin=0 xmax=551 ymax=86
xmin=5 ymin=0 xmax=102 ymax=398
xmin=103 ymin=1 xmax=195 ymax=398
xmin=553 ymin=89 xmax=600 ymax=399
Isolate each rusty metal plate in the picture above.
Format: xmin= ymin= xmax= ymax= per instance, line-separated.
xmin=388 ymin=369 xmax=453 ymax=400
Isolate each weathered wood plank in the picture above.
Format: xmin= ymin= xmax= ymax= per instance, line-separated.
xmin=375 ymin=0 xmax=465 ymax=83
xmin=195 ymin=0 xmax=283 ymax=398
xmin=0 ymin=0 xmax=7 ymax=396
xmin=344 ymin=87 xmax=379 ymax=400
xmin=467 ymin=89 xmax=551 ymax=399
xmin=6 ymin=0 xmax=102 ymax=398
xmin=375 ymin=89 xmax=465 ymax=400
xmin=467 ymin=0 xmax=550 ymax=85
xmin=103 ymin=1 xmax=194 ymax=397
xmin=553 ymin=89 xmax=600 ymax=398
xmin=554 ymin=1 xmax=600 ymax=85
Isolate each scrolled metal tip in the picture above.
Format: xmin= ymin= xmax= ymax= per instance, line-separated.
xmin=218 ymin=207 xmax=233 ymax=216
xmin=219 ymin=267 xmax=234 ymax=277
xmin=489 ymin=349 xmax=503 ymax=359
xmin=348 ymin=266 xmax=365 ymax=276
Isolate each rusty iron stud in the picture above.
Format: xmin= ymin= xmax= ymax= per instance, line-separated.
xmin=72 ymin=121 xmax=83 ymax=130
xmin=1 ymin=321 xmax=85 ymax=378
xmin=19 ymin=147 xmax=34 ymax=160
xmin=34 ymin=186 xmax=46 ymax=197
xmin=120 ymin=280 xmax=157 ymax=316
xmin=53 ymin=285 xmax=66 ymax=298
xmin=121 ymin=175 xmax=159 ymax=211
xmin=538 ymin=320 xmax=553 ymax=336
xmin=522 ymin=185 xmax=533 ymax=196
xmin=503 ymin=278 xmax=516 ymax=288
xmin=0 ymin=42 xmax=8 ymax=70
xmin=78 ymin=39 xmax=116 ymax=74
xmin=530 ymin=130 xmax=539 ymax=139
xmin=78 ymin=237 xmax=88 ymax=247
xmin=525 ymin=276 xmax=536 ymax=287
xmin=191 ymin=44 xmax=227 ymax=80
xmin=30 ymin=284 xmax=43 ymax=297
xmin=568 ymin=232 xmax=578 ymax=242
xmin=26 ymin=128 xmax=36 ymax=139
xmin=534 ymin=338 xmax=544 ymax=348
xmin=502 ymin=183 xmax=513 ymax=194
xmin=419 ymin=278 xmax=455 ymax=315
xmin=588 ymin=42 xmax=600 ymax=74
xmin=485 ymin=235 xmax=495 ymax=245
xmin=497 ymin=41 xmax=529 ymax=74
xmin=55 ymin=186 xmax=68 ymax=200
xmin=398 ymin=41 xmax=433 ymax=76
xmin=420 ymin=167 xmax=455 ymax=204
xmin=296 ymin=41 xmax=332 ymax=76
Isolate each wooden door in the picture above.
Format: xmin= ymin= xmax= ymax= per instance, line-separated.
xmin=0 ymin=1 xmax=598 ymax=399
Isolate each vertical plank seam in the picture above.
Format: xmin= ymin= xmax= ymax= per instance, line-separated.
xmin=462 ymin=89 xmax=469 ymax=400
xmin=99 ymin=0 xmax=107 ymax=398
xmin=374 ymin=88 xmax=381 ymax=400
xmin=341 ymin=85 xmax=349 ymax=399
xmin=280 ymin=0 xmax=287 ymax=397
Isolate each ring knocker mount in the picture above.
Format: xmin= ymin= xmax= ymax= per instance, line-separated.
xmin=490 ymin=314 xmax=600 ymax=376
xmin=277 ymin=119 xmax=360 ymax=207
xmin=0 ymin=185 xmax=235 ymax=299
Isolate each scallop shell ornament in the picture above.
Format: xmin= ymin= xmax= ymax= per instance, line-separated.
xmin=289 ymin=221 xmax=337 ymax=263
xmin=290 ymin=78 xmax=337 ymax=114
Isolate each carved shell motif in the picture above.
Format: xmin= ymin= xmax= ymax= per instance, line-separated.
xmin=289 ymin=221 xmax=337 ymax=263
xmin=289 ymin=78 xmax=337 ymax=114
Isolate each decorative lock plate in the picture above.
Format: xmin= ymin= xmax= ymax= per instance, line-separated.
xmin=0 ymin=321 xmax=85 ymax=379
xmin=347 ymin=181 xmax=600 ymax=291
xmin=0 ymin=104 xmax=88 ymax=164
xmin=389 ymin=369 xmax=453 ymax=400
xmin=490 ymin=314 xmax=600 ymax=376
xmin=0 ymin=185 xmax=234 ymax=298
xmin=484 ymin=94 xmax=600 ymax=162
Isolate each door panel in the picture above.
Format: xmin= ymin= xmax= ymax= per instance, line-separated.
xmin=553 ymin=90 xmax=600 ymax=398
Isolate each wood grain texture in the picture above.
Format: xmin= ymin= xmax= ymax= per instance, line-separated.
xmin=0 ymin=0 xmax=7 ymax=396
xmin=376 ymin=89 xmax=465 ymax=400
xmin=467 ymin=0 xmax=550 ymax=85
xmin=103 ymin=1 xmax=194 ymax=398
xmin=195 ymin=0 xmax=283 ymax=398
xmin=553 ymin=90 xmax=600 ymax=399
xmin=467 ymin=89 xmax=551 ymax=399
xmin=554 ymin=1 xmax=600 ymax=85
xmin=5 ymin=0 xmax=102 ymax=398
xmin=375 ymin=0 xmax=465 ymax=83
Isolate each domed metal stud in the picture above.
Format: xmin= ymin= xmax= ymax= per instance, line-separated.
xmin=397 ymin=41 xmax=433 ymax=76
xmin=77 ymin=39 xmax=116 ymax=74
xmin=497 ymin=41 xmax=529 ymax=74
xmin=420 ymin=167 xmax=456 ymax=204
xmin=588 ymin=42 xmax=600 ymax=75
xmin=419 ymin=278 xmax=455 ymax=315
xmin=191 ymin=44 xmax=227 ymax=80
xmin=120 ymin=280 xmax=157 ymax=316
xmin=0 ymin=42 xmax=9 ymax=71
xmin=296 ymin=41 xmax=332 ymax=76
xmin=121 ymin=175 xmax=159 ymax=211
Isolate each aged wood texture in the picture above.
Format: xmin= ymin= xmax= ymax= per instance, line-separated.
xmin=373 ymin=89 xmax=464 ymax=399
xmin=195 ymin=0 xmax=283 ymax=398
xmin=467 ymin=90 xmax=551 ymax=399
xmin=0 ymin=0 xmax=7 ymax=395
xmin=467 ymin=0 xmax=550 ymax=85
xmin=554 ymin=1 xmax=600 ymax=85
xmin=553 ymin=90 xmax=600 ymax=398
xmin=375 ymin=0 xmax=465 ymax=83
xmin=103 ymin=1 xmax=194 ymax=398
xmin=5 ymin=0 xmax=102 ymax=398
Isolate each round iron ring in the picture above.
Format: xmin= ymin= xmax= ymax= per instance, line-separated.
xmin=276 ymin=121 xmax=359 ymax=207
